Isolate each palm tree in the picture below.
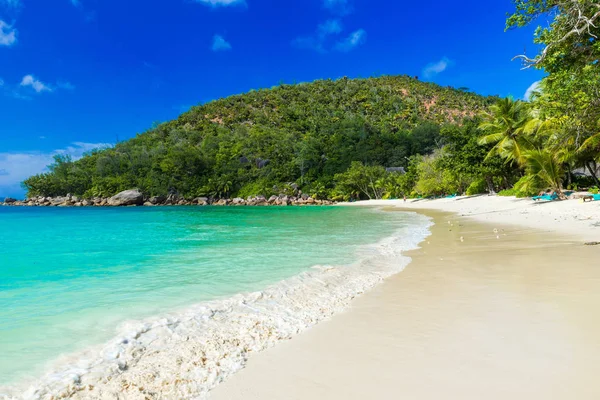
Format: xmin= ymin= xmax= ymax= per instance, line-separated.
xmin=523 ymin=149 xmax=565 ymax=196
xmin=478 ymin=98 xmax=533 ymax=166
xmin=218 ymin=179 xmax=232 ymax=198
xmin=374 ymin=178 xmax=388 ymax=200
xmin=524 ymin=116 xmax=580 ymax=185
xmin=544 ymin=120 xmax=600 ymax=187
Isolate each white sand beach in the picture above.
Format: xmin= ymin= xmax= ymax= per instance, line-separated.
xmin=211 ymin=196 xmax=600 ymax=400
xmin=345 ymin=195 xmax=600 ymax=242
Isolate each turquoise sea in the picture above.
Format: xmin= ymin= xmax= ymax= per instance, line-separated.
xmin=0 ymin=205 xmax=429 ymax=395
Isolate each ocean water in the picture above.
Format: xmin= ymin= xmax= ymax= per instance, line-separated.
xmin=0 ymin=206 xmax=430 ymax=398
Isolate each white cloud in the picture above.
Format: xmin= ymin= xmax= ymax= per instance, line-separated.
xmin=422 ymin=57 xmax=453 ymax=78
xmin=323 ymin=0 xmax=352 ymax=15
xmin=293 ymin=19 xmax=343 ymax=53
xmin=524 ymin=80 xmax=542 ymax=101
xmin=194 ymin=0 xmax=246 ymax=7
xmin=20 ymin=75 xmax=52 ymax=93
xmin=4 ymin=75 xmax=73 ymax=99
xmin=334 ymin=29 xmax=366 ymax=52
xmin=0 ymin=142 xmax=111 ymax=198
xmin=0 ymin=20 xmax=17 ymax=47
xmin=211 ymin=34 xmax=232 ymax=51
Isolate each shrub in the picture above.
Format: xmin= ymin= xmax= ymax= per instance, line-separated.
xmin=413 ymin=150 xmax=461 ymax=196
xmin=498 ymin=188 xmax=517 ymax=197
xmin=466 ymin=179 xmax=487 ymax=196
xmin=334 ymin=162 xmax=387 ymax=200
xmin=303 ymin=179 xmax=333 ymax=200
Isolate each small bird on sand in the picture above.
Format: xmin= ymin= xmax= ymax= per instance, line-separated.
xmin=493 ymin=228 xmax=499 ymax=234
xmin=460 ymin=236 xmax=464 ymax=242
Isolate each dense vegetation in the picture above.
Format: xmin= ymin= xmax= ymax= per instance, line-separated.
xmin=413 ymin=0 xmax=600 ymax=199
xmin=23 ymin=76 xmax=506 ymax=200
xmin=22 ymin=0 xmax=600 ymax=200
xmin=491 ymin=0 xmax=600 ymax=196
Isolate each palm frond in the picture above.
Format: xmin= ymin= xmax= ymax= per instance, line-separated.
xmin=478 ymin=132 xmax=505 ymax=146
xmin=577 ymin=132 xmax=600 ymax=154
xmin=524 ymin=149 xmax=564 ymax=191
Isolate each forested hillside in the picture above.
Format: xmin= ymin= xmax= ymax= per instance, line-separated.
xmin=23 ymin=75 xmax=501 ymax=200
xmin=20 ymin=0 xmax=600 ymax=203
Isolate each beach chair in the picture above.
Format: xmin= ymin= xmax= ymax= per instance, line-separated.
xmin=532 ymin=193 xmax=559 ymax=201
xmin=583 ymin=194 xmax=600 ymax=202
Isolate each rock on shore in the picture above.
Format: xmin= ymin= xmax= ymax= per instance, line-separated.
xmin=107 ymin=189 xmax=145 ymax=206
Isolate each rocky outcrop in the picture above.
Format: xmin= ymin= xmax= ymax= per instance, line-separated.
xmin=164 ymin=194 xmax=179 ymax=205
xmin=107 ymin=189 xmax=144 ymax=206
xmin=149 ymin=195 xmax=166 ymax=205
xmin=2 ymin=191 xmax=336 ymax=207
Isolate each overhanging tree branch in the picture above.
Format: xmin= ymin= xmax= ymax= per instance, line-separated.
xmin=513 ymin=2 xmax=600 ymax=69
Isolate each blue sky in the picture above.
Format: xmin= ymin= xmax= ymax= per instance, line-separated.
xmin=0 ymin=0 xmax=544 ymax=197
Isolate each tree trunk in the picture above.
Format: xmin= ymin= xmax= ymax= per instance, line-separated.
xmin=485 ymin=176 xmax=496 ymax=195
xmin=586 ymin=162 xmax=600 ymax=186
xmin=358 ymin=184 xmax=372 ymax=200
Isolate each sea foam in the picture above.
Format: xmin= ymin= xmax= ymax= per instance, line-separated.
xmin=1 ymin=211 xmax=431 ymax=400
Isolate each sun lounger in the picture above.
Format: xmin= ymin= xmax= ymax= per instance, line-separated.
xmin=532 ymin=193 xmax=559 ymax=201
xmin=583 ymin=194 xmax=600 ymax=202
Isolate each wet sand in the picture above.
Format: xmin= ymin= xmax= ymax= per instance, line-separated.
xmin=211 ymin=210 xmax=600 ymax=399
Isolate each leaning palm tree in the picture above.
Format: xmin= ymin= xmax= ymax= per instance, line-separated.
xmin=526 ymin=116 xmax=581 ymax=185
xmin=478 ymin=98 xmax=533 ymax=166
xmin=523 ymin=149 xmax=565 ymax=196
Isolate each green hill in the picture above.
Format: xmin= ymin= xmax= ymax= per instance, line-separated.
xmin=23 ymin=75 xmax=498 ymax=200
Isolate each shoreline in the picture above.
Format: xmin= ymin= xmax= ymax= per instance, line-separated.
xmin=341 ymin=195 xmax=600 ymax=242
xmin=210 ymin=199 xmax=600 ymax=399
xmin=1 ymin=209 xmax=429 ymax=400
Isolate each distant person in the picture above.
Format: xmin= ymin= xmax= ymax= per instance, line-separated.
xmin=403 ymin=195 xmax=407 ymax=203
